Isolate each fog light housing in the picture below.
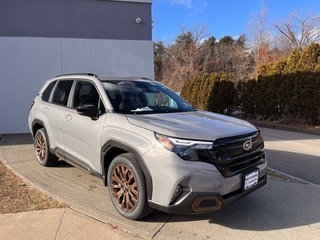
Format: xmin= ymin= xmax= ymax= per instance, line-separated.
xmin=170 ymin=185 xmax=182 ymax=203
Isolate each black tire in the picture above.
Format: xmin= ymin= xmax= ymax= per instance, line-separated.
xmin=107 ymin=153 xmax=153 ymax=220
xmin=34 ymin=128 xmax=58 ymax=167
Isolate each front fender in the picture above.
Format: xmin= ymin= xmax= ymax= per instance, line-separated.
xmin=101 ymin=140 xmax=153 ymax=200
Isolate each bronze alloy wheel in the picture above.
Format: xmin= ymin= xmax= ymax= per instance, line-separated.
xmin=35 ymin=131 xmax=47 ymax=163
xmin=107 ymin=153 xmax=153 ymax=220
xmin=34 ymin=128 xmax=58 ymax=167
xmin=110 ymin=163 xmax=139 ymax=213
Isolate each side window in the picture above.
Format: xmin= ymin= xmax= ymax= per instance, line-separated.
xmin=72 ymin=80 xmax=106 ymax=115
xmin=42 ymin=81 xmax=56 ymax=102
xmin=51 ymin=80 xmax=73 ymax=106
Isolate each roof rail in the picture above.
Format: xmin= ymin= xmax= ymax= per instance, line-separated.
xmin=125 ymin=76 xmax=153 ymax=81
xmin=56 ymin=73 xmax=98 ymax=77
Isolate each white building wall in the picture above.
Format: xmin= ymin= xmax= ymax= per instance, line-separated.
xmin=0 ymin=37 xmax=154 ymax=133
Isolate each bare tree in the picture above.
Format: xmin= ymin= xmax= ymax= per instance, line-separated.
xmin=200 ymin=36 xmax=219 ymax=73
xmin=231 ymin=35 xmax=255 ymax=81
xmin=247 ymin=4 xmax=272 ymax=75
xmin=158 ymin=25 xmax=210 ymax=91
xmin=274 ymin=11 xmax=320 ymax=49
xmin=155 ymin=26 xmax=254 ymax=90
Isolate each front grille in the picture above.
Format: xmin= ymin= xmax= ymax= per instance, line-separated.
xmin=198 ymin=131 xmax=266 ymax=177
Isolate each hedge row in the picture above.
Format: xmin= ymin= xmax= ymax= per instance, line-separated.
xmin=241 ymin=72 xmax=320 ymax=124
xmin=181 ymin=71 xmax=320 ymax=125
xmin=180 ymin=72 xmax=237 ymax=114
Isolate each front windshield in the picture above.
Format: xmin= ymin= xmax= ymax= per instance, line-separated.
xmin=102 ymin=80 xmax=194 ymax=114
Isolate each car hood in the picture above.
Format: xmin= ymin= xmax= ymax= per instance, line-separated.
xmin=126 ymin=110 xmax=258 ymax=140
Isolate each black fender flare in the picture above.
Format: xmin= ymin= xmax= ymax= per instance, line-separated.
xmin=101 ymin=140 xmax=153 ymax=200
xmin=31 ymin=119 xmax=46 ymax=137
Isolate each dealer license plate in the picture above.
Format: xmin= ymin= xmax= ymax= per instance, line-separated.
xmin=244 ymin=169 xmax=259 ymax=190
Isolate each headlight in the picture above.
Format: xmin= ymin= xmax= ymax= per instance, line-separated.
xmin=154 ymin=133 xmax=213 ymax=160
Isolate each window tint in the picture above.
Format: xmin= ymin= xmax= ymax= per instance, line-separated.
xmin=42 ymin=81 xmax=56 ymax=102
xmin=51 ymin=80 xmax=73 ymax=106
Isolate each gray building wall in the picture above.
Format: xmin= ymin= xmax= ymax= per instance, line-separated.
xmin=0 ymin=0 xmax=154 ymax=134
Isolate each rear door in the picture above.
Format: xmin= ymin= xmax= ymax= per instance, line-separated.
xmin=42 ymin=80 xmax=74 ymax=157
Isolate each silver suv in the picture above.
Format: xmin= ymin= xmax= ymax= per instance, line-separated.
xmin=28 ymin=73 xmax=267 ymax=220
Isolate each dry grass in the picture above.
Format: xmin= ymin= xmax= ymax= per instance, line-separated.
xmin=0 ymin=160 xmax=66 ymax=214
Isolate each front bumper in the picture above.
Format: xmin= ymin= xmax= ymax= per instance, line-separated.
xmin=148 ymin=174 xmax=267 ymax=215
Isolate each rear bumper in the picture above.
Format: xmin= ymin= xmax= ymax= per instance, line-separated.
xmin=148 ymin=174 xmax=267 ymax=215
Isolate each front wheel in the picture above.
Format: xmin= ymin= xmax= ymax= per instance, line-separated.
xmin=107 ymin=153 xmax=153 ymax=220
xmin=34 ymin=128 xmax=58 ymax=167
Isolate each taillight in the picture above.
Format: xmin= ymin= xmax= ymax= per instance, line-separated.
xmin=30 ymin=101 xmax=35 ymax=110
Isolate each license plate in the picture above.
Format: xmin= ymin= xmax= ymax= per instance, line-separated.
xmin=244 ymin=169 xmax=259 ymax=190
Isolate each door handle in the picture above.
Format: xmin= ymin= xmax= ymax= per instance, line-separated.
xmin=65 ymin=114 xmax=72 ymax=121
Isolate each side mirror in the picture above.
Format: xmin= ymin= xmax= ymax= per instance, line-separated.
xmin=77 ymin=103 xmax=98 ymax=120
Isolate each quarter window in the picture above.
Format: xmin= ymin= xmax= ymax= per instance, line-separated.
xmin=42 ymin=81 xmax=56 ymax=102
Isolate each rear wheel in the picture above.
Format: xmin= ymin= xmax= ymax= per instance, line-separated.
xmin=107 ymin=153 xmax=153 ymax=220
xmin=34 ymin=128 xmax=58 ymax=167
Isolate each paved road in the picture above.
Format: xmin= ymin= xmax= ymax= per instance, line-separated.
xmin=260 ymin=127 xmax=320 ymax=186
xmin=1 ymin=132 xmax=320 ymax=239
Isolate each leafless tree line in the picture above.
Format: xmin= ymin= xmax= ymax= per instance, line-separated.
xmin=154 ymin=8 xmax=320 ymax=91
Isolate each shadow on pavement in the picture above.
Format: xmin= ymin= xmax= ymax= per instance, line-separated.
xmin=143 ymin=179 xmax=320 ymax=232
xmin=0 ymin=133 xmax=32 ymax=146
xmin=53 ymin=161 xmax=75 ymax=168
xmin=266 ymin=149 xmax=320 ymax=185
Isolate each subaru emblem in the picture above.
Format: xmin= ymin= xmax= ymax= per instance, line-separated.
xmin=243 ymin=140 xmax=253 ymax=151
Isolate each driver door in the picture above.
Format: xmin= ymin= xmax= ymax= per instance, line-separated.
xmin=63 ymin=80 xmax=106 ymax=174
